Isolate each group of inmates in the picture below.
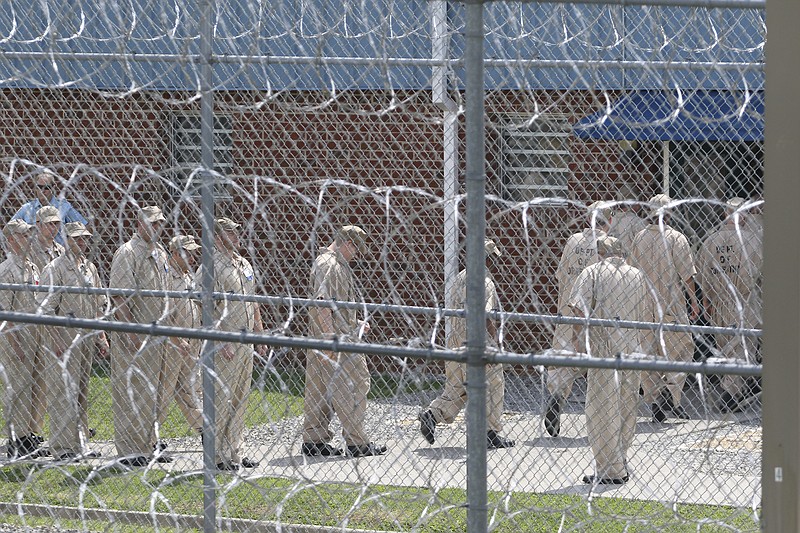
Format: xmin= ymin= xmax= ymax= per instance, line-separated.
xmin=0 ymin=171 xmax=763 ymax=481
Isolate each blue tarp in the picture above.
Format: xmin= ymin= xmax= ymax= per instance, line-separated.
xmin=573 ymin=90 xmax=764 ymax=142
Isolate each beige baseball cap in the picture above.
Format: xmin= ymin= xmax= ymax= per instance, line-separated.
xmin=170 ymin=235 xmax=201 ymax=252
xmin=141 ymin=206 xmax=166 ymax=223
xmin=337 ymin=225 xmax=368 ymax=255
xmin=485 ymin=239 xmax=502 ymax=257
xmin=3 ymin=219 xmax=33 ymax=237
xmin=596 ymin=234 xmax=624 ymax=257
xmin=215 ymin=217 xmax=240 ymax=232
xmin=649 ymin=194 xmax=672 ymax=217
xmin=36 ymin=205 xmax=61 ymax=224
xmin=726 ymin=197 xmax=746 ymax=209
xmin=64 ymin=222 xmax=92 ymax=238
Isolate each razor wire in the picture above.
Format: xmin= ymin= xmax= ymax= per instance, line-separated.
xmin=0 ymin=0 xmax=766 ymax=532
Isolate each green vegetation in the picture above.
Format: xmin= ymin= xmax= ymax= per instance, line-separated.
xmin=0 ymin=468 xmax=759 ymax=532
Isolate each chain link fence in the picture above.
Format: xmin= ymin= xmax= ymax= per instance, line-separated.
xmin=0 ymin=0 xmax=764 ymax=531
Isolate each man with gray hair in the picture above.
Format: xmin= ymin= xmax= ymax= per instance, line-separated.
xmin=0 ymin=219 xmax=44 ymax=458
xmin=697 ymin=198 xmax=763 ymax=413
xmin=12 ymin=170 xmax=87 ymax=246
xmin=109 ymin=205 xmax=172 ymax=467
xmin=544 ymin=201 xmax=612 ymax=437
xmin=630 ymin=194 xmax=700 ymax=422
xmin=303 ymin=225 xmax=387 ymax=457
xmin=568 ymin=235 xmax=655 ymax=484
xmin=418 ymin=238 xmax=515 ymax=449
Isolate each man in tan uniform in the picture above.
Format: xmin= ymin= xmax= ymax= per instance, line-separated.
xmin=38 ymin=222 xmax=108 ymax=462
xmin=568 ymin=235 xmax=655 ymax=485
xmin=697 ymin=198 xmax=763 ymax=413
xmin=418 ymin=239 xmax=515 ymax=449
xmin=158 ymin=235 xmax=203 ymax=436
xmin=0 ymin=219 xmax=44 ymax=458
xmin=303 ymin=225 xmax=387 ymax=458
xmin=109 ymin=205 xmax=172 ymax=467
xmin=201 ymin=218 xmax=267 ymax=470
xmin=545 ymin=202 xmax=611 ymax=437
xmin=27 ymin=205 xmax=65 ymax=443
xmin=630 ymin=194 xmax=700 ymax=422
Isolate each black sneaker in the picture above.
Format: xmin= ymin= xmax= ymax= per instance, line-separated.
xmin=487 ymin=430 xmax=515 ymax=449
xmin=544 ymin=395 xmax=562 ymax=437
xmin=582 ymin=473 xmax=629 ymax=485
xmin=346 ymin=443 xmax=387 ymax=457
xmin=651 ymin=402 xmax=667 ymax=423
xmin=241 ymin=457 xmax=259 ymax=468
xmin=154 ymin=453 xmax=174 ymax=464
xmin=418 ymin=410 xmax=436 ymax=445
xmin=216 ymin=461 xmax=238 ymax=471
xmin=119 ymin=455 xmax=149 ymax=468
xmin=55 ymin=452 xmax=79 ymax=463
xmin=661 ymin=390 xmax=690 ymax=419
xmin=301 ymin=442 xmax=343 ymax=457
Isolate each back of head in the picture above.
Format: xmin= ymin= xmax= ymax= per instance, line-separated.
xmin=587 ymin=201 xmax=612 ymax=227
xmin=648 ymin=194 xmax=672 ymax=219
xmin=596 ymin=235 xmax=624 ymax=258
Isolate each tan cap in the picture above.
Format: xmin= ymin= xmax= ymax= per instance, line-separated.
xmin=170 ymin=235 xmax=201 ymax=252
xmin=596 ymin=234 xmax=624 ymax=257
xmin=588 ymin=201 xmax=612 ymax=225
xmin=485 ymin=239 xmax=502 ymax=257
xmin=215 ymin=217 xmax=240 ymax=232
xmin=36 ymin=205 xmax=61 ymax=224
xmin=36 ymin=171 xmax=57 ymax=187
xmin=649 ymin=194 xmax=672 ymax=217
xmin=337 ymin=225 xmax=368 ymax=255
xmin=3 ymin=219 xmax=33 ymax=236
xmin=64 ymin=222 xmax=92 ymax=238
xmin=141 ymin=206 xmax=166 ymax=223
xmin=726 ymin=197 xmax=746 ymax=209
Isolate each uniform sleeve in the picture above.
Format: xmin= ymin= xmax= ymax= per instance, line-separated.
xmin=567 ymin=267 xmax=595 ymax=317
xmin=109 ymin=247 xmax=134 ymax=289
xmin=485 ymin=278 xmax=501 ymax=312
xmin=555 ymin=235 xmax=578 ymax=286
xmin=672 ymin=231 xmax=697 ymax=283
xmin=0 ymin=264 xmax=15 ymax=311
xmin=37 ymin=262 xmax=62 ymax=315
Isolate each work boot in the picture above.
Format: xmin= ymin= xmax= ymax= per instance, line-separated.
xmin=418 ymin=410 xmax=436 ymax=445
xmin=487 ymin=430 xmax=515 ymax=449
xmin=544 ymin=395 xmax=562 ymax=437
xmin=661 ymin=389 xmax=689 ymax=419
xmin=651 ymin=401 xmax=667 ymax=423
xmin=346 ymin=443 xmax=387 ymax=457
xmin=301 ymin=442 xmax=343 ymax=457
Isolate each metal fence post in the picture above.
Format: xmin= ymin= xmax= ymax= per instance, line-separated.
xmin=464 ymin=1 xmax=488 ymax=532
xmin=199 ymin=0 xmax=217 ymax=530
xmin=763 ymin=0 xmax=800 ymax=530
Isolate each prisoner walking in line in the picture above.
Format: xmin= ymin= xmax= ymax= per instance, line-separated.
xmin=629 ymin=194 xmax=700 ymax=422
xmin=109 ymin=205 xmax=173 ymax=467
xmin=697 ymin=198 xmax=763 ymax=413
xmin=545 ymin=201 xmax=612 ymax=437
xmin=567 ymin=235 xmax=655 ymax=485
xmin=27 ymin=205 xmax=65 ymax=445
xmin=418 ymin=239 xmax=515 ymax=450
xmin=38 ymin=222 xmax=108 ymax=462
xmin=157 ymin=235 xmax=204 ymax=436
xmin=302 ymin=225 xmax=387 ymax=458
xmin=0 ymin=219 xmax=44 ymax=458
xmin=199 ymin=218 xmax=267 ymax=470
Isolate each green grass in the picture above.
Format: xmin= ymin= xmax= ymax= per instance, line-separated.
xmin=0 ymin=467 xmax=759 ymax=532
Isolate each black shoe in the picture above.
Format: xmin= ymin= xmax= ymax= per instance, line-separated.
xmin=418 ymin=410 xmax=436 ymax=445
xmin=241 ymin=457 xmax=259 ymax=468
xmin=661 ymin=390 xmax=689 ymax=419
xmin=88 ymin=428 xmax=96 ymax=439
xmin=301 ymin=442 xmax=343 ymax=457
xmin=544 ymin=395 xmax=562 ymax=437
xmin=669 ymin=404 xmax=691 ymax=420
xmin=55 ymin=452 xmax=79 ymax=463
xmin=153 ymin=441 xmax=168 ymax=452
xmin=119 ymin=455 xmax=149 ymax=468
xmin=346 ymin=443 xmax=387 ymax=457
xmin=154 ymin=453 xmax=173 ymax=464
xmin=582 ymin=473 xmax=629 ymax=485
xmin=487 ymin=430 xmax=515 ymax=449
xmin=31 ymin=434 xmax=45 ymax=445
xmin=216 ymin=461 xmax=238 ymax=471
xmin=82 ymin=450 xmax=101 ymax=459
xmin=651 ymin=402 xmax=667 ymax=423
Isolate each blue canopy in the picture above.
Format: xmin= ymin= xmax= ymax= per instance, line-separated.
xmin=573 ymin=90 xmax=764 ymax=142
